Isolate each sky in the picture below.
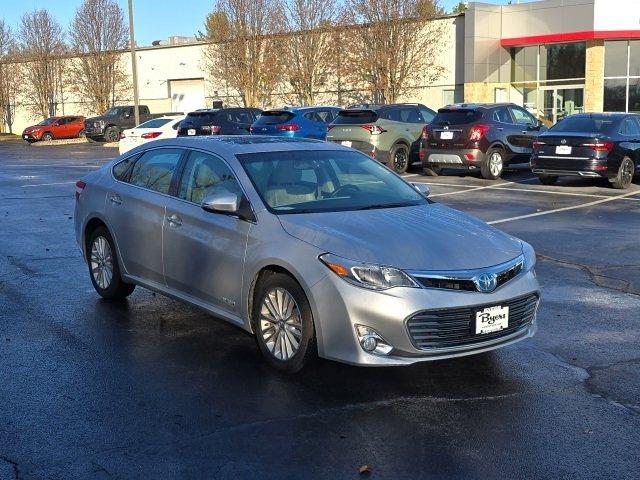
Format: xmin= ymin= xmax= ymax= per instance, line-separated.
xmin=0 ymin=0 xmax=520 ymax=47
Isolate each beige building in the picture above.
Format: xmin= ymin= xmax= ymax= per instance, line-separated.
xmin=5 ymin=0 xmax=640 ymax=133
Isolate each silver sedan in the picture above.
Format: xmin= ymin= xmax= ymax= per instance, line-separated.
xmin=74 ymin=136 xmax=539 ymax=372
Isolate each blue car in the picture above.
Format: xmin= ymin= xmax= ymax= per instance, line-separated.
xmin=250 ymin=106 xmax=341 ymax=140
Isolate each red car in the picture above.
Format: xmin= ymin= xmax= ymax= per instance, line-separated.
xmin=22 ymin=116 xmax=86 ymax=143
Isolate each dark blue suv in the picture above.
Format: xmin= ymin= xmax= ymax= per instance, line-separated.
xmin=250 ymin=106 xmax=341 ymax=140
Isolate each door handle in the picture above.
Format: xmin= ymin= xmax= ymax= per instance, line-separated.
xmin=109 ymin=194 xmax=122 ymax=205
xmin=166 ymin=214 xmax=182 ymax=226
xmin=497 ymin=127 xmax=504 ymax=131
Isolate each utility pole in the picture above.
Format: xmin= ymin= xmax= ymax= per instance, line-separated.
xmin=128 ymin=0 xmax=140 ymax=126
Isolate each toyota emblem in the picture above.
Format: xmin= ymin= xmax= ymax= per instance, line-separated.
xmin=473 ymin=273 xmax=498 ymax=293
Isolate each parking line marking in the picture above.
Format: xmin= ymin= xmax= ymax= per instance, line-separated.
xmin=21 ymin=181 xmax=76 ymax=187
xmin=487 ymin=189 xmax=640 ymax=225
xmin=482 ymin=185 xmax=640 ymax=201
xmin=429 ymin=181 xmax=517 ymax=197
xmin=0 ymin=164 xmax=103 ymax=168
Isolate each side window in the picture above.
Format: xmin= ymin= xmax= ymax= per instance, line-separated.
xmin=398 ymin=108 xmax=420 ymax=123
xmin=112 ymin=155 xmax=139 ymax=181
xmin=493 ymin=107 xmax=512 ymax=124
xmin=178 ymin=151 xmax=243 ymax=204
xmin=419 ymin=107 xmax=435 ymax=123
xmin=384 ymin=108 xmax=401 ymax=122
xmin=127 ymin=148 xmax=183 ymax=194
xmin=622 ymin=117 xmax=640 ymax=136
xmin=510 ymin=107 xmax=536 ymax=126
xmin=227 ymin=110 xmax=252 ymax=124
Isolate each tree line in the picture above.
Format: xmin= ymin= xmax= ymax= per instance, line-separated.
xmin=0 ymin=0 xmax=448 ymax=133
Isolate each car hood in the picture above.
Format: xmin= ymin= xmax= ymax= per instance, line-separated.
xmin=23 ymin=126 xmax=42 ymax=133
xmin=85 ymin=116 xmax=107 ymax=123
xmin=278 ymin=203 xmax=522 ymax=271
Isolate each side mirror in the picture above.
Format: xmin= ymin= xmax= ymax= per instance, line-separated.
xmin=202 ymin=192 xmax=239 ymax=214
xmin=411 ymin=182 xmax=430 ymax=197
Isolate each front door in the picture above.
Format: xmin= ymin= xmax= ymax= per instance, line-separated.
xmin=105 ymin=147 xmax=184 ymax=284
xmin=542 ymin=86 xmax=584 ymax=124
xmin=163 ymin=150 xmax=251 ymax=314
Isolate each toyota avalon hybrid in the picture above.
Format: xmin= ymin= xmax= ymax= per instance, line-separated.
xmin=74 ymin=136 xmax=539 ymax=372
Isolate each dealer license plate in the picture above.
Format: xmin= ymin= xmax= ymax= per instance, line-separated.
xmin=555 ymin=145 xmax=572 ymax=155
xmin=188 ymin=129 xmax=196 ymax=136
xmin=341 ymin=141 xmax=352 ymax=148
xmin=440 ymin=131 xmax=454 ymax=140
xmin=475 ymin=305 xmax=509 ymax=335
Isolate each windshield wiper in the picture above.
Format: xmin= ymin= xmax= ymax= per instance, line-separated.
xmin=354 ymin=202 xmax=411 ymax=211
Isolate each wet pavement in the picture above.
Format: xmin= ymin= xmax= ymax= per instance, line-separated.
xmin=1 ymin=140 xmax=639 ymax=479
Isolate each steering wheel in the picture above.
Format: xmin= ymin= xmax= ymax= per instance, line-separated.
xmin=329 ymin=184 xmax=361 ymax=198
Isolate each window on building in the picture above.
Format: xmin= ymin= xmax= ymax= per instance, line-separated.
xmin=494 ymin=87 xmax=508 ymax=102
xmin=604 ymin=40 xmax=640 ymax=112
xmin=442 ymin=89 xmax=455 ymax=106
xmin=539 ymin=43 xmax=586 ymax=81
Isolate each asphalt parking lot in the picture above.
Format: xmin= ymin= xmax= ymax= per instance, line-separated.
xmin=1 ymin=140 xmax=639 ymax=479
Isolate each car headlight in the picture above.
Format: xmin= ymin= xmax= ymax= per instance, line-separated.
xmin=319 ymin=253 xmax=418 ymax=290
xmin=522 ymin=241 xmax=536 ymax=272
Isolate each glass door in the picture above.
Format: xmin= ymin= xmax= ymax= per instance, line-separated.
xmin=541 ymin=86 xmax=584 ymax=124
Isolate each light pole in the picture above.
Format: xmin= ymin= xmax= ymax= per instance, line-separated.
xmin=128 ymin=0 xmax=140 ymax=126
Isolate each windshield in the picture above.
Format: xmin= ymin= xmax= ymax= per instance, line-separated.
xmin=103 ymin=107 xmax=123 ymax=117
xmin=433 ymin=109 xmax=482 ymax=125
xmin=37 ymin=118 xmax=56 ymax=126
xmin=238 ymin=150 xmax=427 ymax=214
xmin=136 ymin=118 xmax=171 ymax=129
xmin=549 ymin=115 xmax=618 ymax=134
xmin=254 ymin=111 xmax=295 ymax=125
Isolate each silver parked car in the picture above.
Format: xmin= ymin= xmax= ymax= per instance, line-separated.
xmin=74 ymin=136 xmax=539 ymax=372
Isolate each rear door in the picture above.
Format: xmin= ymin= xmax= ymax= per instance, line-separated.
xmin=163 ymin=150 xmax=251 ymax=314
xmin=398 ymin=106 xmax=425 ymax=155
xmin=106 ymin=147 xmax=185 ymax=284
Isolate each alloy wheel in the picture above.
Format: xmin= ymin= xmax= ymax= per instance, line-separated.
xmin=621 ymin=159 xmax=634 ymax=186
xmin=90 ymin=236 xmax=114 ymax=290
xmin=489 ymin=152 xmax=503 ymax=177
xmin=394 ymin=149 xmax=408 ymax=172
xmin=259 ymin=287 xmax=302 ymax=361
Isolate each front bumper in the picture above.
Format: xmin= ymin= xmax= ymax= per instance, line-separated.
xmin=422 ymin=148 xmax=486 ymax=170
xmin=309 ymin=269 xmax=539 ymax=366
xmin=22 ymin=132 xmax=41 ymax=141
xmin=84 ymin=125 xmax=105 ymax=139
xmin=530 ymin=155 xmax=614 ymax=178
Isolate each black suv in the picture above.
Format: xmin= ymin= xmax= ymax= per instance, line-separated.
xmin=177 ymin=108 xmax=262 ymax=137
xmin=420 ymin=103 xmax=546 ymax=179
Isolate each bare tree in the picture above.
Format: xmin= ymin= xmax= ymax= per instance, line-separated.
xmin=18 ymin=9 xmax=66 ymax=119
xmin=203 ymin=0 xmax=284 ymax=107
xmin=342 ymin=0 xmax=446 ymax=104
xmin=0 ymin=19 xmax=20 ymax=133
xmin=282 ymin=0 xmax=339 ymax=105
xmin=69 ymin=0 xmax=129 ymax=115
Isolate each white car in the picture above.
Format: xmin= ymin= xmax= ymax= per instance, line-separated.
xmin=118 ymin=115 xmax=185 ymax=154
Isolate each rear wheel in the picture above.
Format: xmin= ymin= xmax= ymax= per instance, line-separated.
xmin=610 ymin=157 xmax=634 ymax=189
xmin=41 ymin=132 xmax=53 ymax=142
xmin=104 ymin=126 xmax=119 ymax=143
xmin=87 ymin=226 xmax=135 ymax=300
xmin=538 ymin=175 xmax=558 ymax=185
xmin=389 ymin=143 xmax=410 ymax=174
xmin=423 ymin=165 xmax=442 ymax=177
xmin=252 ymin=272 xmax=316 ymax=373
xmin=481 ymin=148 xmax=504 ymax=180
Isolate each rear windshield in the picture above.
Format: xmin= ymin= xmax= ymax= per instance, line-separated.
xmin=333 ymin=110 xmax=378 ymax=125
xmin=433 ymin=109 xmax=482 ymax=126
xmin=254 ymin=111 xmax=295 ymax=125
xmin=136 ymin=118 xmax=172 ymax=129
xmin=550 ymin=115 xmax=618 ymax=134
xmin=183 ymin=111 xmax=220 ymax=126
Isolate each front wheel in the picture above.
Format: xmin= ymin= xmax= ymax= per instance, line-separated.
xmin=610 ymin=157 xmax=635 ymax=189
xmin=87 ymin=226 xmax=135 ymax=300
xmin=389 ymin=144 xmax=410 ymax=174
xmin=104 ymin=126 xmax=119 ymax=143
xmin=252 ymin=273 xmax=316 ymax=373
xmin=481 ymin=148 xmax=504 ymax=180
xmin=41 ymin=132 xmax=53 ymax=142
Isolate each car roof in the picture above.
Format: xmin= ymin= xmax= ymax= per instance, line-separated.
xmin=144 ymin=135 xmax=343 ymax=157
xmin=572 ymin=112 xmax=632 ymax=118
xmin=345 ymin=103 xmax=426 ymax=111
xmin=440 ymin=103 xmax=516 ymax=111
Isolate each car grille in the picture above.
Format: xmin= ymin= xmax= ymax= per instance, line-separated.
xmin=406 ymin=293 xmax=539 ymax=350
xmin=413 ymin=258 xmax=524 ymax=293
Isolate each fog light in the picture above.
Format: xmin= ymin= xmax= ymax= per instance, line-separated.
xmin=355 ymin=324 xmax=393 ymax=356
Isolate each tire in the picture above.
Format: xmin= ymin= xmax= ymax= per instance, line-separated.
xmin=389 ymin=143 xmax=410 ymax=174
xmin=87 ymin=226 xmax=135 ymax=300
xmin=423 ymin=165 xmax=442 ymax=177
xmin=78 ymin=130 xmax=86 ymax=138
xmin=104 ymin=126 xmax=119 ymax=143
xmin=41 ymin=132 xmax=53 ymax=142
xmin=610 ymin=157 xmax=635 ymax=190
xmin=538 ymin=175 xmax=558 ymax=185
xmin=481 ymin=148 xmax=504 ymax=180
xmin=252 ymin=272 xmax=316 ymax=373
